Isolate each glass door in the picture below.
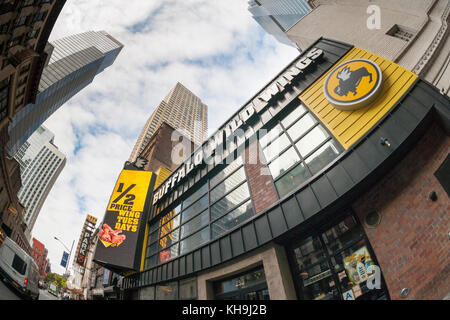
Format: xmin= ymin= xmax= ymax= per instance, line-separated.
xmin=289 ymin=215 xmax=389 ymax=300
xmin=213 ymin=267 xmax=270 ymax=300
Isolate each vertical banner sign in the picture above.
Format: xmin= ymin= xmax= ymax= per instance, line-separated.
xmin=60 ymin=251 xmax=69 ymax=268
xmin=76 ymin=228 xmax=93 ymax=266
xmin=94 ymin=169 xmax=155 ymax=271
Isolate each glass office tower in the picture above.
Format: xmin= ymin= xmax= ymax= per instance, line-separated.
xmin=248 ymin=0 xmax=311 ymax=47
xmin=14 ymin=126 xmax=66 ymax=235
xmin=129 ymin=82 xmax=208 ymax=162
xmin=7 ymin=31 xmax=124 ymax=156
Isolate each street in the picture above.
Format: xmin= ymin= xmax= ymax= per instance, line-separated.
xmin=0 ymin=279 xmax=59 ymax=300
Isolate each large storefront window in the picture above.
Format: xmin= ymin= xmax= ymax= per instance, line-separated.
xmin=144 ymin=155 xmax=254 ymax=269
xmin=213 ymin=267 xmax=270 ymax=300
xmin=289 ymin=214 xmax=388 ymax=300
xmin=260 ymin=102 xmax=342 ymax=198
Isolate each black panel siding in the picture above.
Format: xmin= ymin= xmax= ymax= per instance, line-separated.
xmin=194 ymin=250 xmax=202 ymax=272
xmin=296 ymin=186 xmax=321 ymax=219
xmin=267 ymin=207 xmax=288 ymax=237
xmin=326 ymin=164 xmax=354 ymax=197
xmin=242 ymin=223 xmax=258 ymax=251
xmin=254 ymin=215 xmax=272 ymax=245
xmin=220 ymin=237 xmax=232 ymax=262
xmin=201 ymin=246 xmax=211 ymax=269
xmin=230 ymin=230 xmax=245 ymax=257
xmin=280 ymin=196 xmax=304 ymax=229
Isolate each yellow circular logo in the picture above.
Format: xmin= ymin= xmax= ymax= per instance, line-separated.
xmin=324 ymin=59 xmax=382 ymax=110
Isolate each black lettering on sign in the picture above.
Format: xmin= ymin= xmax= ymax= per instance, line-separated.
xmin=113 ymin=184 xmax=136 ymax=203
xmin=123 ymin=194 xmax=135 ymax=205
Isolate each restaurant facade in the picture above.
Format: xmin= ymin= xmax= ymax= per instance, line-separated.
xmin=120 ymin=38 xmax=449 ymax=300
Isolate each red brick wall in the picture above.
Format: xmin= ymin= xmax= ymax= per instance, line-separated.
xmin=244 ymin=140 xmax=279 ymax=214
xmin=353 ymin=122 xmax=450 ymax=300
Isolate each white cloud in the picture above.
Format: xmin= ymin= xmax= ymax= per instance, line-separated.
xmin=31 ymin=0 xmax=298 ymax=275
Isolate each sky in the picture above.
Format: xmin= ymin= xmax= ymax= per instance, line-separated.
xmin=31 ymin=0 xmax=298 ymax=276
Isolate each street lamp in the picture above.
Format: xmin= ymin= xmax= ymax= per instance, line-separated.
xmin=54 ymin=236 xmax=74 ymax=276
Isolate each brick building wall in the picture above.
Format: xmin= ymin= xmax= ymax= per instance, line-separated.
xmin=244 ymin=140 xmax=279 ymax=214
xmin=353 ymin=122 xmax=450 ymax=300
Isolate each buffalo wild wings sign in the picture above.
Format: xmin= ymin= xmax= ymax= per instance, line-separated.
xmin=94 ymin=167 xmax=155 ymax=272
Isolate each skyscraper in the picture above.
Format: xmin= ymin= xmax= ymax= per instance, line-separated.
xmin=248 ymin=0 xmax=311 ymax=47
xmin=129 ymin=82 xmax=208 ymax=162
xmin=6 ymin=31 xmax=124 ymax=156
xmin=14 ymin=125 xmax=66 ymax=236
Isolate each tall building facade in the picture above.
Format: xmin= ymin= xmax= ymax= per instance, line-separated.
xmin=121 ymin=39 xmax=449 ymax=301
xmin=0 ymin=0 xmax=66 ymax=146
xmin=128 ymin=82 xmax=208 ymax=162
xmin=0 ymin=0 xmax=66 ymax=255
xmin=14 ymin=125 xmax=65 ymax=236
xmin=285 ymin=0 xmax=450 ymax=95
xmin=32 ymin=237 xmax=48 ymax=280
xmin=248 ymin=0 xmax=311 ymax=47
xmin=6 ymin=30 xmax=124 ymax=155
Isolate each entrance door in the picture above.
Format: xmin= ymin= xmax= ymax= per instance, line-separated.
xmin=289 ymin=215 xmax=389 ymax=300
xmin=213 ymin=267 xmax=270 ymax=300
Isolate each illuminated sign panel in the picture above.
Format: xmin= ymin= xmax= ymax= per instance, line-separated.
xmin=324 ymin=59 xmax=382 ymax=110
xmin=94 ymin=169 xmax=155 ymax=271
xmin=75 ymin=215 xmax=97 ymax=268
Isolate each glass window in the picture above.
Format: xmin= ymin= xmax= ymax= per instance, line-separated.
xmin=181 ymin=194 xmax=208 ymax=223
xmin=295 ymin=126 xmax=329 ymax=157
xmin=263 ymin=133 xmax=291 ymax=163
xmin=274 ymin=162 xmax=311 ymax=198
xmin=159 ymin=243 xmax=179 ymax=264
xmin=155 ymin=282 xmax=178 ymax=300
xmin=259 ymin=124 xmax=283 ymax=148
xmin=180 ymin=227 xmax=210 ymax=255
xmin=181 ymin=209 xmax=209 ymax=238
xmin=12 ymin=255 xmax=27 ymax=275
xmin=211 ymin=183 xmax=250 ymax=221
xmin=212 ymin=200 xmax=254 ymax=239
xmin=179 ymin=278 xmax=198 ymax=300
xmin=210 ymin=156 xmax=243 ymax=188
xmin=281 ymin=104 xmax=307 ymax=128
xmin=158 ymin=229 xmax=179 ymax=250
xmin=287 ymin=113 xmax=316 ymax=142
xmin=268 ymin=147 xmax=300 ymax=179
xmin=210 ymin=167 xmax=246 ymax=203
xmin=182 ymin=183 xmax=208 ymax=209
xmin=139 ymin=286 xmax=155 ymax=300
xmin=305 ymin=141 xmax=340 ymax=175
xmin=213 ymin=268 xmax=267 ymax=295
xmin=159 ymin=214 xmax=179 ymax=239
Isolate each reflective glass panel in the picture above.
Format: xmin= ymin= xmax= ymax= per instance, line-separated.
xmin=268 ymin=147 xmax=300 ymax=179
xmin=287 ymin=113 xmax=316 ymax=142
xmin=155 ymin=282 xmax=178 ymax=300
xmin=180 ymin=227 xmax=210 ymax=255
xmin=305 ymin=141 xmax=340 ymax=175
xmin=275 ymin=162 xmax=311 ymax=198
xmin=212 ymin=200 xmax=254 ymax=239
xmin=210 ymin=183 xmax=250 ymax=220
xmin=281 ymin=104 xmax=307 ymax=128
xmin=210 ymin=156 xmax=243 ymax=188
xmin=182 ymin=183 xmax=208 ymax=209
xmin=181 ymin=209 xmax=209 ymax=238
xmin=210 ymin=167 xmax=246 ymax=203
xmin=295 ymin=126 xmax=329 ymax=157
xmin=263 ymin=134 xmax=291 ymax=163
xmin=182 ymin=194 xmax=208 ymax=223
xmin=259 ymin=124 xmax=283 ymax=149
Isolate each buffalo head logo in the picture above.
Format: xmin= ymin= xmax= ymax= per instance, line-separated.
xmin=334 ymin=66 xmax=373 ymax=97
